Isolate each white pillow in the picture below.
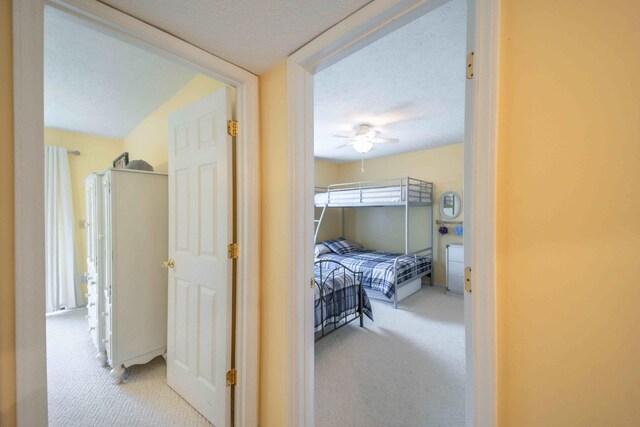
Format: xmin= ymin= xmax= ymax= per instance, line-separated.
xmin=314 ymin=243 xmax=331 ymax=257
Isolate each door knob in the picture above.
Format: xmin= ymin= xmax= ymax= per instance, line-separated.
xmin=162 ymin=259 xmax=175 ymax=269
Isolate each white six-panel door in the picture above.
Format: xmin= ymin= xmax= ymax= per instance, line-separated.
xmin=167 ymin=87 xmax=233 ymax=427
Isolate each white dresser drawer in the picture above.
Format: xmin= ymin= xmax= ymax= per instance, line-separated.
xmin=447 ymin=244 xmax=464 ymax=262
xmin=447 ymin=274 xmax=464 ymax=294
xmin=103 ymin=309 xmax=112 ymax=363
xmin=446 ymin=245 xmax=465 ymax=294
xmin=87 ymin=318 xmax=98 ymax=348
xmin=103 ymin=332 xmax=112 ymax=363
xmin=103 ymin=306 xmax=112 ymax=335
xmin=86 ymin=281 xmax=99 ymax=329
xmin=447 ymin=260 xmax=465 ymax=277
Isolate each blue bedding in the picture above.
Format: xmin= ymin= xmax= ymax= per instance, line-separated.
xmin=314 ymin=262 xmax=373 ymax=332
xmin=316 ymin=250 xmax=431 ymax=299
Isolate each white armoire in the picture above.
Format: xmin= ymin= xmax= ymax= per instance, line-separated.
xmin=85 ymin=168 xmax=168 ymax=383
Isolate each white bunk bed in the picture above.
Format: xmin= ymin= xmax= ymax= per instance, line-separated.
xmin=314 ymin=177 xmax=434 ymax=308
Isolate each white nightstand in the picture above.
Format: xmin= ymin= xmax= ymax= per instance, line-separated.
xmin=446 ymin=244 xmax=464 ymax=295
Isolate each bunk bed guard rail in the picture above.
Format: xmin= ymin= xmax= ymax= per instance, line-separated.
xmin=321 ymin=177 xmax=433 ymax=206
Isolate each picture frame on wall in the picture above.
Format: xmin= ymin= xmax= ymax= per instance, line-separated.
xmin=113 ymin=152 xmax=129 ymax=168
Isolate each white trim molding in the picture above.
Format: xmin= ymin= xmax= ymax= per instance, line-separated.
xmin=13 ymin=1 xmax=259 ymax=426
xmin=466 ymin=0 xmax=500 ymax=424
xmin=286 ymin=59 xmax=314 ymax=427
xmin=13 ymin=1 xmax=47 ymax=425
xmin=287 ymin=0 xmax=500 ymax=425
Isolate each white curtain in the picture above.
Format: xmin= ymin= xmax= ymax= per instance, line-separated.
xmin=45 ymin=146 xmax=78 ymax=313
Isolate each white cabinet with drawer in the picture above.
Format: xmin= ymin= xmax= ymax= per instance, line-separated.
xmin=85 ymin=168 xmax=168 ymax=384
xmin=446 ymin=244 xmax=464 ymax=295
xmin=100 ymin=168 xmax=168 ymax=384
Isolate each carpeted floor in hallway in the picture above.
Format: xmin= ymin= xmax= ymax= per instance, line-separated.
xmin=46 ymin=308 xmax=212 ymax=427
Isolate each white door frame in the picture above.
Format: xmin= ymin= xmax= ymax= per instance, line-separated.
xmin=286 ymin=0 xmax=499 ymax=425
xmin=13 ymin=1 xmax=259 ymax=426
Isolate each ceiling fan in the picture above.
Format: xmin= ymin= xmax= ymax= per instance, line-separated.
xmin=333 ymin=124 xmax=399 ymax=153
xmin=333 ymin=124 xmax=399 ymax=172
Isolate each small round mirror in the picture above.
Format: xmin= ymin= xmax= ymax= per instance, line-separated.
xmin=440 ymin=191 xmax=461 ymax=219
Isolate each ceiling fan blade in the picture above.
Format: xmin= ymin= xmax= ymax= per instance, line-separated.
xmin=334 ymin=142 xmax=354 ymax=149
xmin=332 ymin=134 xmax=354 ymax=139
xmin=370 ymin=137 xmax=399 ymax=144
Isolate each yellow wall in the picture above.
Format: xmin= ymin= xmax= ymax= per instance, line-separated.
xmin=330 ymin=144 xmax=464 ymax=285
xmin=123 ymin=74 xmax=226 ymax=173
xmin=497 ymin=0 xmax=640 ymax=425
xmin=0 ymin=0 xmax=15 ymax=425
xmin=314 ymin=159 xmax=343 ymax=242
xmin=44 ymin=128 xmax=125 ymax=294
xmin=2 ymin=1 xmax=639 ymax=425
xmin=258 ymin=62 xmax=290 ymax=427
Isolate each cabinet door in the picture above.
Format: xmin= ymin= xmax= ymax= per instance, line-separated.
xmin=101 ymin=176 xmax=112 ymax=295
xmin=101 ymin=174 xmax=113 ymax=363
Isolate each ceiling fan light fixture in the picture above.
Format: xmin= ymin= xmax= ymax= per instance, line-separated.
xmin=353 ymin=139 xmax=374 ymax=153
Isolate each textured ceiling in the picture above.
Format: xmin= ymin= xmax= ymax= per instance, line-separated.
xmin=314 ymin=0 xmax=467 ymax=162
xmin=45 ymin=10 xmax=198 ymax=139
xmin=100 ymin=0 xmax=372 ymax=74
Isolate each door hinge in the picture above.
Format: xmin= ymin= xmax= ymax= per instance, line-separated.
xmin=227 ymin=243 xmax=239 ymax=259
xmin=226 ymin=368 xmax=237 ymax=386
xmin=310 ymin=277 xmax=315 ymax=289
xmin=466 ymin=51 xmax=475 ymax=79
xmin=464 ymin=266 xmax=472 ymax=293
xmin=227 ymin=120 xmax=238 ymax=137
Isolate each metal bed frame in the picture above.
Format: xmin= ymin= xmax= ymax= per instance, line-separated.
xmin=314 ymin=176 xmax=434 ymax=308
xmin=314 ymin=259 xmax=365 ymax=341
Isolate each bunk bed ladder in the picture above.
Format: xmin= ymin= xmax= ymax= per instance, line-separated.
xmin=314 ymin=203 xmax=328 ymax=244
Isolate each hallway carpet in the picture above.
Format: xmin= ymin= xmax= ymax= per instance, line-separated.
xmin=46 ymin=308 xmax=212 ymax=427
xmin=315 ymin=285 xmax=466 ymax=427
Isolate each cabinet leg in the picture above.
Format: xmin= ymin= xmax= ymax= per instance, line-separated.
xmin=162 ymin=352 xmax=167 ymax=361
xmin=96 ymin=351 xmax=107 ymax=367
xmin=110 ymin=365 xmax=125 ymax=384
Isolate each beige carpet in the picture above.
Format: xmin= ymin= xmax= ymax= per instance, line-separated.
xmin=315 ymin=285 xmax=466 ymax=427
xmin=46 ymin=308 xmax=212 ymax=427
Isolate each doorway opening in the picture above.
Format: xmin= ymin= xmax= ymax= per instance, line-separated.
xmin=311 ymin=1 xmax=466 ymax=425
xmin=44 ymin=7 xmax=235 ymax=426
xmin=14 ymin=2 xmax=259 ymax=426
xmin=287 ymin=0 xmax=498 ymax=425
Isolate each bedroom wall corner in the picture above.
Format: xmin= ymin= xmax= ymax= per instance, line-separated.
xmin=0 ymin=0 xmax=16 ymax=425
xmin=258 ymin=61 xmax=290 ymax=427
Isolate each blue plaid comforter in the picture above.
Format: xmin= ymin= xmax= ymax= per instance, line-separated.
xmin=314 ymin=262 xmax=373 ymax=332
xmin=316 ymin=250 xmax=431 ymax=299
